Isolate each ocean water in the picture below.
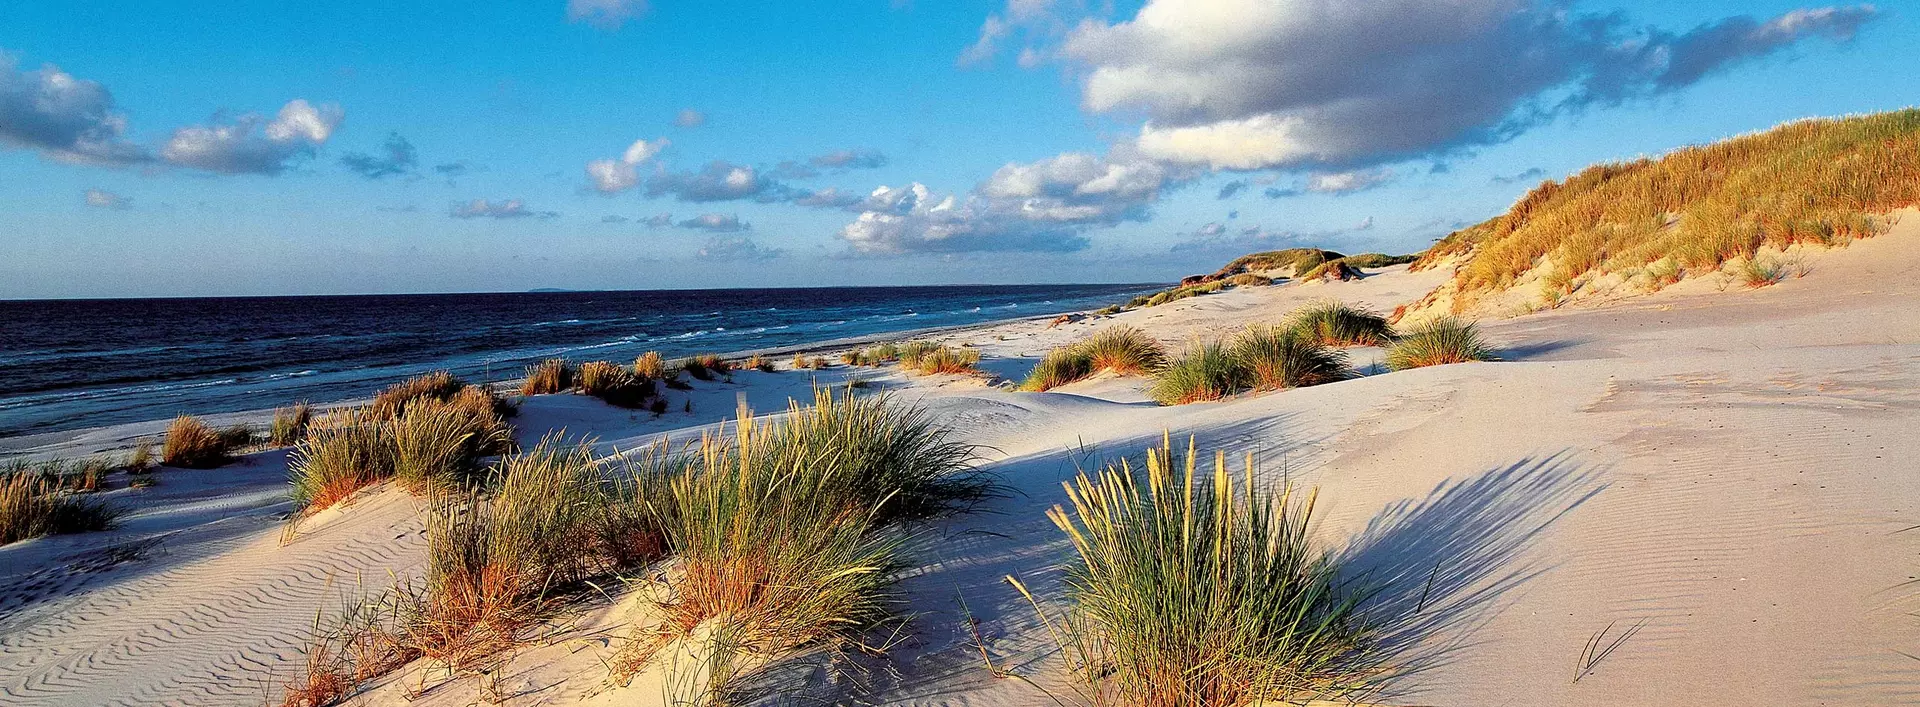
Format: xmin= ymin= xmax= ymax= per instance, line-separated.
xmin=0 ymin=283 xmax=1156 ymax=438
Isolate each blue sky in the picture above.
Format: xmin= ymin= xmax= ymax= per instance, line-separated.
xmin=0 ymin=0 xmax=1910 ymax=298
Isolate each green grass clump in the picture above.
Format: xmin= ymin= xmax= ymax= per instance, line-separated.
xmin=1079 ymin=326 xmax=1166 ymax=375
xmin=1217 ymin=248 xmax=1344 ymax=278
xmin=1027 ymin=438 xmax=1370 ymax=705
xmin=521 ymin=359 xmax=576 ymax=395
xmin=1231 ymin=326 xmax=1353 ymax=391
xmin=1285 ymin=301 xmax=1394 ymax=347
xmin=1417 ymin=109 xmax=1920 ymax=306
xmin=270 ymin=402 xmax=314 ymax=447
xmin=389 ymin=396 xmax=514 ymax=493
xmin=1149 ymin=342 xmax=1244 ymax=405
xmin=758 ymin=388 xmax=986 ymax=524
xmin=1020 ymin=347 xmax=1095 ymax=392
xmin=0 ymin=471 xmax=121 ymax=545
xmin=1385 ymin=317 xmax=1496 ymax=371
xmin=162 ymin=414 xmax=246 ymax=468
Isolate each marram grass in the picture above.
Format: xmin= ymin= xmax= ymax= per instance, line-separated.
xmin=1032 ymin=437 xmax=1372 ymax=706
xmin=1149 ymin=341 xmax=1244 ymax=405
xmin=1384 ymin=317 xmax=1496 ymax=371
xmin=1286 ymin=301 xmax=1394 ymax=348
xmin=1231 ymin=325 xmax=1353 ymax=391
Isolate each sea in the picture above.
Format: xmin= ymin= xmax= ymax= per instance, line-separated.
xmin=0 ymin=283 xmax=1159 ymax=439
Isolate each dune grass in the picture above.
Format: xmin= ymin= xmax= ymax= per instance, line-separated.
xmin=1020 ymin=347 xmax=1095 ymax=392
xmin=389 ymin=396 xmax=514 ymax=493
xmin=1385 ymin=317 xmax=1496 ymax=371
xmin=162 ymin=414 xmax=247 ymax=468
xmin=271 ymin=402 xmax=314 ymax=447
xmin=578 ymin=360 xmax=656 ymax=408
xmin=1286 ymin=301 xmax=1394 ymax=347
xmin=1217 ymin=247 xmax=1345 ymax=278
xmin=634 ymin=351 xmax=668 ymax=379
xmin=288 ymin=382 xmax=513 ymax=516
xmin=1027 ymin=437 xmax=1371 ymax=705
xmin=1736 ymin=253 xmax=1801 ymax=288
xmin=369 ymin=371 xmax=467 ymax=419
xmin=1149 ymin=342 xmax=1245 ymax=405
xmin=902 ymin=344 xmax=981 ymax=375
xmin=520 ymin=359 xmax=575 ymax=395
xmin=1232 ymin=326 xmax=1353 ymax=391
xmin=1417 ymin=109 xmax=1920 ymax=306
xmin=744 ymin=354 xmax=774 ymax=372
xmin=288 ymin=410 xmax=397 ymax=513
xmin=1340 ymin=253 xmax=1418 ymax=269
xmin=0 ymin=471 xmax=121 ymax=545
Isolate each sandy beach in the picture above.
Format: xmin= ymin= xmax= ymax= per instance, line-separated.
xmin=2 ymin=212 xmax=1915 ymax=706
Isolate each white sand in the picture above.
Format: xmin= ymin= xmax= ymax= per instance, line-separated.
xmin=2 ymin=217 xmax=1917 ymax=705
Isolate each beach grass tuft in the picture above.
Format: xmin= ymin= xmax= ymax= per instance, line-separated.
xmin=162 ymin=414 xmax=243 ymax=468
xmin=1232 ymin=325 xmax=1353 ymax=391
xmin=1385 ymin=317 xmax=1496 ymax=371
xmin=1031 ymin=437 xmax=1372 ymax=705
xmin=1286 ymin=301 xmax=1394 ymax=348
xmin=369 ymin=371 xmax=467 ymax=419
xmin=520 ymin=359 xmax=575 ymax=395
xmin=1019 ymin=347 xmax=1094 ymax=392
xmin=577 ymin=360 xmax=656 ymax=408
xmin=1149 ymin=341 xmax=1244 ymax=405
xmin=634 ymin=351 xmax=668 ymax=379
xmin=1079 ymin=326 xmax=1166 ymax=375
xmin=271 ymin=402 xmax=315 ymax=447
xmin=902 ymin=344 xmax=981 ymax=375
xmin=0 ymin=471 xmax=122 ymax=545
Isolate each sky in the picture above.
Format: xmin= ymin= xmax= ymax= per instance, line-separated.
xmin=0 ymin=0 xmax=1911 ymax=299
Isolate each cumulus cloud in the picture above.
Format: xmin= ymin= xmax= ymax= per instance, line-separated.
xmin=836 ymin=149 xmax=1186 ymax=255
xmin=647 ymin=160 xmax=783 ymax=202
xmin=1062 ymin=0 xmax=1879 ymax=170
xmin=339 ymin=132 xmax=417 ymax=179
xmin=585 ymin=137 xmax=668 ymax=194
xmin=1492 ymin=167 xmax=1549 ymax=185
xmin=0 ymin=54 xmax=148 ymax=166
xmin=161 ymin=99 xmax=342 ymax=175
xmin=695 ymin=236 xmax=784 ymax=261
xmin=449 ymin=198 xmax=556 ymax=220
xmin=1263 ymin=168 xmax=1398 ymax=198
xmin=83 ymin=188 xmax=130 ymax=209
xmin=567 ymin=0 xmax=647 ymax=29
xmin=673 ymin=108 xmax=706 ymax=128
xmin=677 ymin=213 xmax=750 ymax=232
xmin=958 ymin=0 xmax=1083 ymax=66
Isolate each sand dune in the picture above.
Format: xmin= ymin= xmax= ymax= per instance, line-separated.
xmin=3 ymin=218 xmax=1918 ymax=705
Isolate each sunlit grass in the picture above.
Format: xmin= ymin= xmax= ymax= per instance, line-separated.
xmin=1384 ymin=317 xmax=1496 ymax=371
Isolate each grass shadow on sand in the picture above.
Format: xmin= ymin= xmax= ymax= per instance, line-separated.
xmin=1338 ymin=452 xmax=1606 ymax=700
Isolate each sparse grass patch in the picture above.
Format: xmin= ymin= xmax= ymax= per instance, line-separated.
xmin=0 ymin=471 xmax=121 ymax=545
xmin=682 ymin=356 xmax=717 ymax=381
xmin=1149 ymin=341 xmax=1244 ymax=406
xmin=1024 ymin=438 xmax=1371 ymax=705
xmin=271 ymin=402 xmax=314 ymax=447
xmin=163 ymin=414 xmax=242 ymax=468
xmin=1286 ymin=301 xmax=1394 ymax=347
xmin=1736 ymin=253 xmax=1801 ymax=288
xmin=1385 ymin=317 xmax=1496 ymax=371
xmin=744 ymin=354 xmax=774 ymax=372
xmin=1232 ymin=326 xmax=1353 ymax=390
xmin=521 ymin=359 xmax=575 ymax=395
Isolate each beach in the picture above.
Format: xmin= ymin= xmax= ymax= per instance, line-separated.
xmin=1 ymin=214 xmax=1915 ymax=706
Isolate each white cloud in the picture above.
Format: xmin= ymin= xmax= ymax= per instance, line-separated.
xmin=696 ymin=236 xmax=784 ymax=261
xmin=677 ymin=213 xmax=749 ymax=232
xmin=809 ymin=148 xmax=888 ymax=170
xmin=83 ymin=188 xmax=130 ymax=209
xmin=161 ymin=99 xmax=342 ymax=175
xmin=450 ymin=198 xmax=556 ymax=219
xmin=647 ymin=160 xmax=783 ymax=202
xmin=1063 ymin=0 xmax=1878 ymax=170
xmin=0 ymin=53 xmax=147 ymax=166
xmin=585 ymin=137 xmax=668 ymax=194
xmin=673 ymin=108 xmax=706 ymax=128
xmin=567 ymin=0 xmax=647 ymax=30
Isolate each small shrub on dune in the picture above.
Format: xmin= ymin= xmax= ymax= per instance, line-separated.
xmin=1232 ymin=326 xmax=1353 ymax=391
xmin=577 ymin=360 xmax=656 ymax=408
xmin=0 ymin=472 xmax=122 ymax=545
xmin=369 ymin=371 xmax=467 ymax=419
xmin=163 ymin=414 xmax=240 ymax=468
xmin=634 ymin=351 xmax=668 ymax=379
xmin=1023 ymin=438 xmax=1370 ymax=705
xmin=1020 ymin=347 xmax=1094 ymax=392
xmin=1385 ymin=317 xmax=1496 ymax=371
xmin=896 ymin=341 xmax=937 ymax=369
xmin=1079 ymin=326 xmax=1167 ymax=375
xmin=744 ymin=354 xmax=774 ymax=373
xmin=840 ymin=350 xmax=863 ymax=366
xmin=1286 ymin=301 xmax=1395 ymax=347
xmin=520 ymin=359 xmax=575 ymax=396
xmin=681 ymin=356 xmax=717 ymax=381
xmin=1149 ymin=342 xmax=1244 ymax=405
xmin=271 ymin=402 xmax=314 ymax=447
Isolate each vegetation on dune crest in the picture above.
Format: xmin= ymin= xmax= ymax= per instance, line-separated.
xmin=271 ymin=402 xmax=314 ymax=447
xmin=288 ymin=374 xmax=513 ymax=516
xmin=1415 ymin=109 xmax=1920 ymax=308
xmin=1385 ymin=317 xmax=1496 ymax=371
xmin=520 ymin=358 xmax=575 ymax=395
xmin=901 ymin=343 xmax=981 ymax=375
xmin=1020 ymin=327 xmax=1167 ymax=392
xmin=1020 ymin=347 xmax=1096 ymax=392
xmin=1011 ymin=437 xmax=1372 ymax=705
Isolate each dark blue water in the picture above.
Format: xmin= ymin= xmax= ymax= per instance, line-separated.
xmin=0 ymin=284 xmax=1157 ymax=438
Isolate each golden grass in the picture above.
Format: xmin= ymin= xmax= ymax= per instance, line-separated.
xmin=520 ymin=359 xmax=575 ymax=395
xmin=369 ymin=371 xmax=467 ymax=419
xmin=634 ymin=351 xmax=668 ymax=379
xmin=0 ymin=471 xmax=121 ymax=545
xmin=578 ymin=360 xmax=655 ymax=408
xmin=288 ymin=385 xmax=513 ymax=516
xmin=902 ymin=344 xmax=981 ymax=375
xmin=271 ymin=402 xmax=314 ymax=447
xmin=162 ymin=414 xmax=244 ymax=468
xmin=1415 ymin=109 xmax=1920 ymax=309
